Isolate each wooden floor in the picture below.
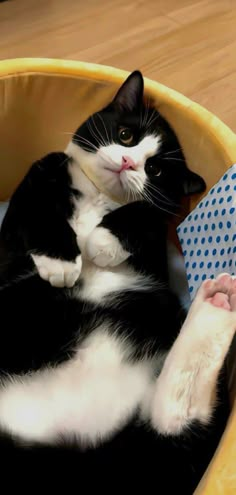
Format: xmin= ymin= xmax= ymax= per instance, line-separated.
xmin=1 ymin=0 xmax=236 ymax=131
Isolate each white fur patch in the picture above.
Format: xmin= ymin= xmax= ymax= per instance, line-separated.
xmin=101 ymin=135 xmax=160 ymax=169
xmin=78 ymin=260 xmax=155 ymax=304
xmin=86 ymin=227 xmax=130 ymax=267
xmin=31 ymin=254 xmax=82 ymax=288
xmin=0 ymin=328 xmax=157 ymax=445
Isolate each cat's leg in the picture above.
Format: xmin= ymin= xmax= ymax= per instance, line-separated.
xmin=151 ymin=273 xmax=236 ymax=435
xmin=0 ymin=152 xmax=82 ymax=288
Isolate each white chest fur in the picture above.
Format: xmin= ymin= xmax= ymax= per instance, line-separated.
xmin=69 ymin=183 xmax=153 ymax=304
xmin=69 ymin=192 xmax=114 ymax=254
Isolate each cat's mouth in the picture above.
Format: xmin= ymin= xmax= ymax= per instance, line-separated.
xmin=103 ymin=161 xmax=145 ymax=202
xmin=104 ymin=165 xmax=135 ymax=174
xmin=104 ymin=157 xmax=136 ymax=175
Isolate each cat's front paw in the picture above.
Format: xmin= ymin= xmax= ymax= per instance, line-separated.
xmin=86 ymin=227 xmax=130 ymax=268
xmin=31 ymin=254 xmax=82 ymax=288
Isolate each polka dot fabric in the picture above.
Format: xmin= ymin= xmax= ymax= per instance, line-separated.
xmin=177 ymin=164 xmax=236 ymax=300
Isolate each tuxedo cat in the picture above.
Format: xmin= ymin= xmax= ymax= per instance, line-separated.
xmin=0 ymin=71 xmax=234 ymax=494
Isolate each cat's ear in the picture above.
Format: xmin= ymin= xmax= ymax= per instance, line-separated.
xmin=113 ymin=71 xmax=144 ymax=112
xmin=182 ymin=169 xmax=206 ymax=195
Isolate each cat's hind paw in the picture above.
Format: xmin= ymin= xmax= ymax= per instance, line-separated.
xmin=31 ymin=254 xmax=82 ymax=288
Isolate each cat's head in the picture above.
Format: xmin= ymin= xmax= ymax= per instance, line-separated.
xmin=66 ymin=71 xmax=206 ymax=211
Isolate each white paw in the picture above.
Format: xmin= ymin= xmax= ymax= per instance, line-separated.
xmin=85 ymin=227 xmax=130 ymax=268
xmin=31 ymin=254 xmax=82 ymax=288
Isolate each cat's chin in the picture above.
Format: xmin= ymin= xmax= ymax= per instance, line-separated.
xmin=90 ymin=163 xmax=144 ymax=204
xmin=96 ymin=170 xmax=128 ymax=204
xmin=65 ymin=141 xmax=138 ymax=204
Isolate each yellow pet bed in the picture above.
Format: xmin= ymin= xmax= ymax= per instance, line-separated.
xmin=0 ymin=58 xmax=235 ymax=493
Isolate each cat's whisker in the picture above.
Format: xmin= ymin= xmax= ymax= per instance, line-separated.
xmin=73 ymin=136 xmax=99 ymax=152
xmin=146 ymin=113 xmax=160 ymax=132
xmin=126 ymin=185 xmax=130 ymax=203
xmin=96 ymin=113 xmax=110 ymax=144
xmin=141 ymin=189 xmax=154 ymax=206
xmin=74 ymin=137 xmax=98 ymax=150
xmin=127 ymin=175 xmax=144 ymax=202
xmin=142 ymin=118 xmax=160 ymax=140
xmin=164 ymin=148 xmax=183 ymax=156
xmin=48 ymin=152 xmax=72 ymax=170
xmin=145 ymin=108 xmax=160 ymax=131
xmin=141 ymin=99 xmax=150 ymax=128
xmin=75 ymin=137 xmax=99 ymax=152
xmin=130 ymin=188 xmax=135 ymax=203
xmin=110 ymin=124 xmax=114 ymax=142
xmin=73 ymin=144 xmax=96 ymax=154
xmin=143 ymin=181 xmax=180 ymax=215
xmin=145 ymin=108 xmax=156 ymax=128
xmin=87 ymin=119 xmax=104 ymax=148
xmin=144 ymin=99 xmax=151 ymax=127
xmin=147 ymin=113 xmax=159 ymax=127
xmin=89 ymin=116 xmax=103 ymax=145
xmin=162 ymin=157 xmax=185 ymax=163
xmin=147 ymin=189 xmax=165 ymax=207
xmin=72 ymin=136 xmax=96 ymax=147
xmin=146 ymin=181 xmax=177 ymax=206
xmin=143 ymin=189 xmax=178 ymax=216
xmin=91 ymin=116 xmax=106 ymax=147
xmin=125 ymin=175 xmax=140 ymax=202
xmin=143 ymin=187 xmax=155 ymax=204
xmin=61 ymin=131 xmax=75 ymax=137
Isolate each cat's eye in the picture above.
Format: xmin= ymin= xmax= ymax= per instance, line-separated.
xmin=146 ymin=163 xmax=162 ymax=177
xmin=118 ymin=127 xmax=134 ymax=145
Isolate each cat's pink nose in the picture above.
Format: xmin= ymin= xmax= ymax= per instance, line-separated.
xmin=121 ymin=156 xmax=136 ymax=171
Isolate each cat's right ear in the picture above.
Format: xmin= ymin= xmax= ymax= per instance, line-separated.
xmin=113 ymin=71 xmax=144 ymax=112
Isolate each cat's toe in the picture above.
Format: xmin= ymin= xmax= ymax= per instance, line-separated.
xmin=86 ymin=227 xmax=130 ymax=268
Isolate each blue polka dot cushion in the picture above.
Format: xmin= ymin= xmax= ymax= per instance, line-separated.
xmin=177 ymin=164 xmax=236 ymax=300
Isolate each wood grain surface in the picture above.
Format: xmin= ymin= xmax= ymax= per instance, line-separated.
xmin=0 ymin=0 xmax=236 ymax=130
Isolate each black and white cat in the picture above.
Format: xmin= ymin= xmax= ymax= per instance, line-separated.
xmin=0 ymin=71 xmax=235 ymax=493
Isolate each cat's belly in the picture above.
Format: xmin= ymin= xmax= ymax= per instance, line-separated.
xmin=0 ymin=327 xmax=158 ymax=445
xmin=78 ymin=259 xmax=155 ymax=303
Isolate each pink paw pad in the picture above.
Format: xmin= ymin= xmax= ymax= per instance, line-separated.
xmin=207 ymin=293 xmax=231 ymax=311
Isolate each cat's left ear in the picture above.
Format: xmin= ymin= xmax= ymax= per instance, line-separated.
xmin=182 ymin=169 xmax=206 ymax=195
xmin=113 ymin=71 xmax=144 ymax=112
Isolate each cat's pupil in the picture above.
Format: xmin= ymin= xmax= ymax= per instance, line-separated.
xmin=118 ymin=127 xmax=133 ymax=145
